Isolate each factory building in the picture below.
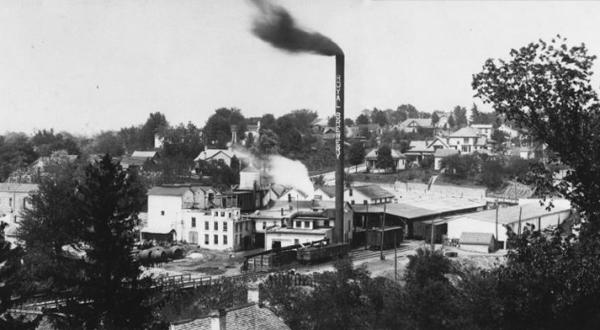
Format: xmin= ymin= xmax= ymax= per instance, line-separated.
xmin=446 ymin=199 xmax=572 ymax=250
xmin=181 ymin=207 xmax=253 ymax=251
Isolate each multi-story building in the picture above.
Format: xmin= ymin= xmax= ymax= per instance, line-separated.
xmin=0 ymin=183 xmax=37 ymax=225
xmin=446 ymin=127 xmax=488 ymax=154
xmin=470 ymin=124 xmax=494 ymax=139
xmin=181 ymin=207 xmax=253 ymax=251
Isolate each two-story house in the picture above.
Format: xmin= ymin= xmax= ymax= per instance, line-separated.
xmin=446 ymin=127 xmax=488 ymax=154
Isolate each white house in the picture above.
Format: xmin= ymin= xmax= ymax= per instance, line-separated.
xmin=365 ymin=148 xmax=406 ymax=172
xmin=0 ymin=183 xmax=38 ymax=243
xmin=470 ymin=124 xmax=494 ymax=139
xmin=394 ymin=118 xmax=433 ymax=133
xmin=446 ymin=127 xmax=488 ymax=154
xmin=446 ymin=199 xmax=572 ymax=249
xmin=181 ymin=207 xmax=253 ymax=251
xmin=346 ymin=185 xmax=394 ymax=205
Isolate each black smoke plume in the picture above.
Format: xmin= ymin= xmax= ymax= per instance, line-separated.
xmin=251 ymin=0 xmax=343 ymax=56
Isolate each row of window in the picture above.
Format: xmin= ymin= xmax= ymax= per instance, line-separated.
xmin=204 ymin=234 xmax=228 ymax=245
xmin=189 ymin=217 xmax=250 ymax=232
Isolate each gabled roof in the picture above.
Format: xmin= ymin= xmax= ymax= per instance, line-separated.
xmin=170 ymin=303 xmax=290 ymax=330
xmin=131 ymin=150 xmax=157 ymax=158
xmin=194 ymin=148 xmax=234 ymax=162
xmin=426 ymin=137 xmax=451 ymax=149
xmin=460 ymin=232 xmax=494 ymax=245
xmin=365 ymin=148 xmax=406 ymax=160
xmin=353 ymin=185 xmax=394 ymax=199
xmin=434 ymin=149 xmax=459 ymax=158
xmin=470 ymin=124 xmax=493 ymax=129
xmin=447 ymin=200 xmax=571 ymax=225
xmin=316 ymin=186 xmax=336 ymax=198
xmin=449 ymin=127 xmax=480 ymax=137
xmin=407 ymin=140 xmax=433 ymax=153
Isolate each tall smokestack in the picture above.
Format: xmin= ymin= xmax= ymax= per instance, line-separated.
xmin=250 ymin=0 xmax=345 ymax=242
xmin=335 ymin=55 xmax=345 ymax=243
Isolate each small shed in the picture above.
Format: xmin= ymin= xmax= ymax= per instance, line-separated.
xmin=459 ymin=232 xmax=495 ymax=253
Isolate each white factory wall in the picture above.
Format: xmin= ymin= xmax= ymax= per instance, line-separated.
xmin=265 ymin=230 xmax=332 ymax=249
xmin=147 ymin=195 xmax=183 ymax=233
xmin=181 ymin=208 xmax=253 ymax=251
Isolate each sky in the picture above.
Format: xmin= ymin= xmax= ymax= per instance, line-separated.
xmin=2 ymin=0 xmax=600 ymax=135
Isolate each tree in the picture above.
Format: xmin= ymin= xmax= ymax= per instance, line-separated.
xmin=260 ymin=114 xmax=276 ymax=131
xmin=0 ymin=224 xmax=39 ymax=329
xmin=344 ymin=118 xmax=354 ymax=126
xmin=356 ymin=114 xmax=370 ymax=125
xmin=347 ymin=142 xmax=366 ymax=166
xmin=431 ymin=112 xmax=440 ymax=127
xmin=375 ymin=145 xmax=396 ymax=171
xmin=140 ymin=112 xmax=169 ymax=149
xmin=473 ymin=36 xmax=600 ymax=233
xmin=31 ymin=129 xmax=81 ymax=156
xmin=19 ymin=156 xmax=155 ymax=329
xmin=204 ymin=108 xmax=246 ymax=148
xmin=447 ymin=114 xmax=456 ymax=129
xmin=480 ymin=159 xmax=504 ymax=189
xmin=370 ymin=108 xmax=388 ymax=127
xmin=452 ymin=106 xmax=468 ymax=128
xmin=89 ymin=131 xmax=125 ymax=157
xmin=0 ymin=133 xmax=37 ymax=181
xmin=397 ymin=104 xmax=419 ymax=119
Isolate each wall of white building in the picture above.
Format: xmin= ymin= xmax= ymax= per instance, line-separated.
xmin=147 ymin=195 xmax=183 ymax=233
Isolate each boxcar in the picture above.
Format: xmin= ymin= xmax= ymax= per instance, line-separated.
xmin=296 ymin=243 xmax=350 ymax=264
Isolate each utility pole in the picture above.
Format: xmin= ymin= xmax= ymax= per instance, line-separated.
xmin=394 ymin=231 xmax=398 ymax=282
xmin=380 ymin=203 xmax=386 ymax=260
xmin=495 ymin=201 xmax=499 ymax=243
xmin=430 ymin=217 xmax=435 ymax=251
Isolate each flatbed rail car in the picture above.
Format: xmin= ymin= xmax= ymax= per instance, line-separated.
xmin=296 ymin=242 xmax=351 ymax=264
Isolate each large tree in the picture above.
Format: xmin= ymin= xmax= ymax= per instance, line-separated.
xmin=473 ymin=36 xmax=600 ymax=233
xmin=203 ymin=108 xmax=246 ymax=148
xmin=19 ymin=155 xmax=155 ymax=329
xmin=375 ymin=145 xmax=396 ymax=171
xmin=452 ymin=106 xmax=468 ymax=128
xmin=347 ymin=142 xmax=366 ymax=166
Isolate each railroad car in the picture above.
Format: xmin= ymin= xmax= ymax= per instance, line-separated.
xmin=296 ymin=242 xmax=350 ymax=264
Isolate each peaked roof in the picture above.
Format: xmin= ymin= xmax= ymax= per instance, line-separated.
xmin=353 ymin=185 xmax=394 ymax=199
xmin=407 ymin=140 xmax=433 ymax=153
xmin=449 ymin=127 xmax=480 ymax=137
xmin=131 ymin=150 xmax=157 ymax=158
xmin=316 ymin=186 xmax=336 ymax=198
xmin=365 ymin=148 xmax=406 ymax=160
xmin=170 ymin=303 xmax=290 ymax=330
xmin=434 ymin=149 xmax=459 ymax=157
xmin=194 ymin=148 xmax=234 ymax=162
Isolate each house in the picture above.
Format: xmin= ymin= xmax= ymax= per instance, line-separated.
xmin=459 ymin=232 xmax=496 ymax=253
xmin=498 ymin=124 xmax=521 ymax=139
xmin=446 ymin=199 xmax=572 ymax=249
xmin=365 ymin=148 xmax=406 ymax=172
xmin=121 ymin=150 xmax=159 ymax=170
xmin=404 ymin=137 xmax=451 ymax=162
xmin=181 ymin=207 xmax=253 ymax=250
xmin=194 ymin=147 xmax=248 ymax=168
xmin=434 ymin=149 xmax=459 ymax=171
xmin=470 ymin=124 xmax=494 ymax=139
xmin=446 ymin=127 xmax=488 ymax=154
xmin=313 ymin=186 xmax=336 ymax=201
xmin=142 ymin=185 xmax=216 ymax=241
xmin=346 ymin=185 xmax=394 ymax=205
xmin=170 ymin=303 xmax=290 ymax=330
xmin=0 ymin=183 xmax=38 ymax=243
xmin=393 ymin=118 xmax=433 ymax=133
xmin=264 ymin=202 xmax=354 ymax=248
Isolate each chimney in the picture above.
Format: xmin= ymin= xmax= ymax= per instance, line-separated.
xmin=230 ymin=124 xmax=238 ymax=146
xmin=210 ymin=309 xmax=227 ymax=330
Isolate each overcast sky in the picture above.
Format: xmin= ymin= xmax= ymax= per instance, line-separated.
xmin=2 ymin=0 xmax=600 ymax=135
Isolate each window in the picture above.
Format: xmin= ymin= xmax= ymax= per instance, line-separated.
xmin=351 ymin=200 xmax=355 ymax=205
xmin=223 ymin=235 xmax=228 ymax=245
xmin=325 ymin=220 xmax=331 ymax=227
xmin=295 ymin=221 xmax=301 ymax=228
xmin=9 ymin=198 xmax=12 ymax=206
xmin=214 ymin=235 xmax=218 ymax=244
xmin=205 ymin=221 xmax=209 ymax=230
xmin=214 ymin=221 xmax=218 ymax=231
xmin=462 ymin=145 xmax=469 ymax=152
xmin=228 ymin=212 xmax=231 ymax=218
xmin=304 ymin=221 xmax=310 ymax=228
xmin=220 ymin=212 xmax=225 ymax=217
xmin=245 ymin=222 xmax=248 ymax=230
xmin=204 ymin=235 xmax=209 ymax=245
xmin=463 ymin=137 xmax=469 ymax=144
xmin=262 ymin=222 xmax=266 ymax=229
xmin=223 ymin=222 xmax=228 ymax=232
xmin=214 ymin=212 xmax=218 ymax=217
xmin=191 ymin=217 xmax=196 ymax=228
xmin=294 ymin=239 xmax=299 ymax=245
xmin=161 ymin=210 xmax=165 ymax=216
